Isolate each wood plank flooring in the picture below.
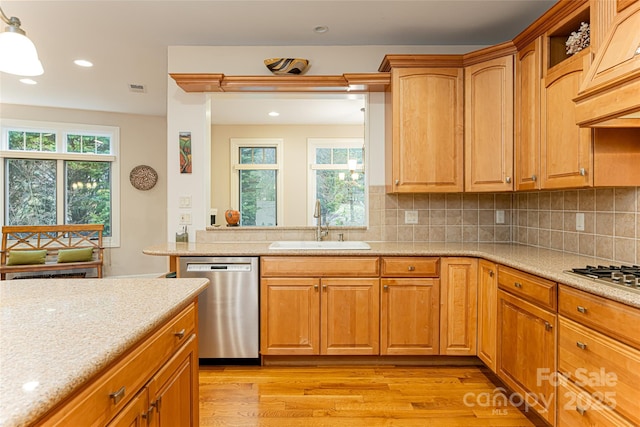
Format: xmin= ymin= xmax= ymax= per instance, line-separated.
xmin=199 ymin=365 xmax=546 ymax=426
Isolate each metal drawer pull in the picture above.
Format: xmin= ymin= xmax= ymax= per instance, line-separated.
xmin=577 ymin=306 xmax=587 ymax=314
xmin=514 ymin=282 xmax=523 ymax=289
xmin=531 ymin=174 xmax=537 ymax=182
xmin=383 ymin=284 xmax=388 ymax=290
xmin=579 ymin=168 xmax=586 ymax=176
xmin=314 ymin=284 xmax=318 ymax=291
xmin=489 ymin=270 xmax=494 ymax=277
xmin=174 ymin=329 xmax=186 ymax=339
xmin=576 ymin=406 xmax=586 ymax=416
xmin=576 ymin=341 xmax=587 ymax=350
xmin=408 ymin=266 xmax=415 ymax=271
xmin=544 ymin=322 xmax=553 ymax=331
xmin=109 ymin=386 xmax=126 ymax=405
xmin=505 ymin=176 xmax=511 ymax=183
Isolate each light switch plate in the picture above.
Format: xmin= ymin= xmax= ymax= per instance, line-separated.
xmin=179 ymin=212 xmax=192 ymax=225
xmin=496 ymin=210 xmax=505 ymax=224
xmin=576 ymin=212 xmax=585 ymax=231
xmin=179 ymin=196 xmax=192 ymax=208
xmin=405 ymin=210 xmax=419 ymax=224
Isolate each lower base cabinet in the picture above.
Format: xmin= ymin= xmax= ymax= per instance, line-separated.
xmin=477 ymin=260 xmax=497 ymax=372
xmin=497 ymin=289 xmax=556 ymax=425
xmin=440 ymin=258 xmax=478 ymax=356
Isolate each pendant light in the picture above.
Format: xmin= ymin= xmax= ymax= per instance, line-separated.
xmin=0 ymin=5 xmax=43 ymax=76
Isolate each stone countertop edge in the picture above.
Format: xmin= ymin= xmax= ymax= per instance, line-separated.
xmin=143 ymin=242 xmax=640 ymax=309
xmin=0 ymin=277 xmax=210 ymax=427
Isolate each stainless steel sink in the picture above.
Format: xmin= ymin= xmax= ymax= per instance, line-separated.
xmin=268 ymin=240 xmax=371 ymax=250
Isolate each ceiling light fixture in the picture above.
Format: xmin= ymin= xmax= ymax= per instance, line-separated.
xmin=0 ymin=5 xmax=43 ymax=76
xmin=74 ymin=59 xmax=93 ymax=68
xmin=314 ymin=25 xmax=329 ymax=34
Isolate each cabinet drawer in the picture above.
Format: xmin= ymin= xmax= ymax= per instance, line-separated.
xmin=37 ymin=302 xmax=196 ymax=426
xmin=557 ymin=375 xmax=634 ymax=427
xmin=558 ymin=316 xmax=640 ymax=425
xmin=497 ymin=265 xmax=556 ymax=310
xmin=558 ymin=284 xmax=640 ymax=349
xmin=381 ymin=257 xmax=439 ymax=277
xmin=261 ymin=256 xmax=379 ymax=277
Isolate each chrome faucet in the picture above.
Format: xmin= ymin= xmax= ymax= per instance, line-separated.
xmin=313 ymin=199 xmax=328 ymax=241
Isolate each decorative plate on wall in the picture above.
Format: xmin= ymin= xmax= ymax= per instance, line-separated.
xmin=129 ymin=165 xmax=158 ymax=190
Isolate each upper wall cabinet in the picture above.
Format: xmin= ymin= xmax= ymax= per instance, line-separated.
xmin=464 ymin=50 xmax=515 ymax=192
xmin=380 ymin=57 xmax=464 ymax=193
xmin=515 ymin=38 xmax=542 ymax=191
xmin=540 ymin=2 xmax=593 ymax=189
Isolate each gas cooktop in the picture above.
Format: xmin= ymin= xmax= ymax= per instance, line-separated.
xmin=566 ymin=265 xmax=640 ymax=293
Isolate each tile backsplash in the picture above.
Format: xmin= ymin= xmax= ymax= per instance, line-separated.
xmin=199 ymin=185 xmax=640 ymax=264
xmin=513 ymin=188 xmax=639 ymax=264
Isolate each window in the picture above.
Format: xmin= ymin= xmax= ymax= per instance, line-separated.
xmin=1 ymin=119 xmax=120 ymax=246
xmin=308 ymin=138 xmax=366 ymax=226
xmin=230 ymin=139 xmax=282 ymax=226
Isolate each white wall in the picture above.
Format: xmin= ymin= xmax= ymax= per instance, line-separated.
xmin=167 ymin=45 xmax=482 ymax=240
xmin=0 ymin=103 xmax=168 ymax=276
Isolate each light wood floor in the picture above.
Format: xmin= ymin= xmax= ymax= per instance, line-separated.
xmin=199 ymin=365 xmax=546 ymax=426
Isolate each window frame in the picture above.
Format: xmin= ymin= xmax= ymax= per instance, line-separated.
xmin=230 ymin=138 xmax=283 ymax=226
xmin=307 ymin=137 xmax=367 ymax=227
xmin=0 ymin=119 xmax=121 ymax=247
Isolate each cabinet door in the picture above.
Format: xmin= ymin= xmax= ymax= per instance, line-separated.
xmin=540 ymin=49 xmax=593 ymax=189
xmin=387 ymin=67 xmax=463 ymax=193
xmin=380 ymin=278 xmax=440 ymax=355
xmin=464 ymin=56 xmax=514 ymax=192
xmin=477 ymin=260 xmax=497 ymax=372
xmin=148 ymin=334 xmax=199 ymax=427
xmin=321 ymin=278 xmax=380 ymax=355
xmin=515 ymin=38 xmax=542 ymax=190
xmin=106 ymin=389 xmax=148 ymax=427
xmin=261 ymin=278 xmax=320 ymax=355
xmin=497 ymin=290 xmax=556 ymax=425
xmin=440 ymin=258 xmax=478 ymax=356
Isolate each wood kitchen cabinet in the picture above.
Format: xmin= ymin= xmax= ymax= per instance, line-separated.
xmin=380 ymin=257 xmax=440 ymax=355
xmin=540 ymin=3 xmax=593 ymax=189
xmin=477 ymin=259 xmax=497 ymax=372
xmin=464 ymin=51 xmax=515 ymax=192
xmin=260 ymin=257 xmax=380 ymax=356
xmin=497 ymin=267 xmax=557 ymax=425
xmin=381 ymin=61 xmax=464 ymax=193
xmin=440 ymin=258 xmax=478 ymax=356
xmin=34 ymin=302 xmax=199 ymax=427
xmin=515 ymin=37 xmax=542 ymax=191
xmin=556 ymin=284 xmax=640 ymax=426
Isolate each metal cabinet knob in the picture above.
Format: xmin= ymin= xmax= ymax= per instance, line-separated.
xmin=514 ymin=282 xmax=523 ymax=289
xmin=531 ymin=174 xmax=537 ymax=182
xmin=505 ymin=176 xmax=511 ymax=184
xmin=395 ymin=179 xmax=399 ymax=185
xmin=174 ymin=329 xmax=186 ymax=339
xmin=489 ymin=270 xmax=494 ymax=277
xmin=579 ymin=168 xmax=586 ymax=176
xmin=383 ymin=284 xmax=389 ymax=291
xmin=544 ymin=322 xmax=553 ymax=331
xmin=314 ymin=284 xmax=319 ymax=291
xmin=408 ymin=266 xmax=415 ymax=271
xmin=576 ymin=406 xmax=586 ymax=416
xmin=576 ymin=341 xmax=587 ymax=350
xmin=577 ymin=306 xmax=587 ymax=314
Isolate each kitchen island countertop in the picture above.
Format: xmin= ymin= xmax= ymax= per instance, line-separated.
xmin=144 ymin=241 xmax=640 ymax=308
xmin=0 ymin=277 xmax=209 ymax=427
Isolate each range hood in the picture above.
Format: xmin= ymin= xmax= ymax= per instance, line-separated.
xmin=574 ymin=1 xmax=640 ymax=127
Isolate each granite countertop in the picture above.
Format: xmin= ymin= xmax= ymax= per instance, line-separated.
xmin=144 ymin=241 xmax=640 ymax=308
xmin=0 ymin=277 xmax=209 ymax=427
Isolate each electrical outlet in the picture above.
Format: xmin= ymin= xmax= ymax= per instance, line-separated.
xmin=496 ymin=210 xmax=505 ymax=224
xmin=179 ymin=212 xmax=192 ymax=225
xmin=405 ymin=210 xmax=419 ymax=224
xmin=576 ymin=212 xmax=585 ymax=231
xmin=179 ymin=196 xmax=191 ymax=208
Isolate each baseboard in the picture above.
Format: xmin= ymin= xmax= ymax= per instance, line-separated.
xmin=261 ymin=355 xmax=483 ymax=366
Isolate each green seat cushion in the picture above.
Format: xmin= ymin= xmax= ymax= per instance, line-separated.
xmin=57 ymin=247 xmax=94 ymax=263
xmin=7 ymin=249 xmax=47 ymax=266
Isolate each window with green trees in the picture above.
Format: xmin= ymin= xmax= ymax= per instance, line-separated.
xmin=308 ymin=138 xmax=366 ymax=227
xmin=1 ymin=120 xmax=119 ymax=245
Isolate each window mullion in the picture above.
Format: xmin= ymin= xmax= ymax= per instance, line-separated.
xmin=57 ymin=160 xmax=65 ymax=225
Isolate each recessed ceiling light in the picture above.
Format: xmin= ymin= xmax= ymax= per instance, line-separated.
xmin=268 ymin=111 xmax=280 ymax=117
xmin=314 ymin=25 xmax=329 ymax=34
xmin=19 ymin=78 xmax=37 ymax=85
xmin=74 ymin=59 xmax=93 ymax=68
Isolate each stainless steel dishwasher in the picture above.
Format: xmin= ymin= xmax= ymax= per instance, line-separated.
xmin=179 ymin=256 xmax=259 ymax=364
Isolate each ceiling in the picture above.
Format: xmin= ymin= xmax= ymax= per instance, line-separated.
xmin=0 ymin=0 xmax=556 ymax=120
